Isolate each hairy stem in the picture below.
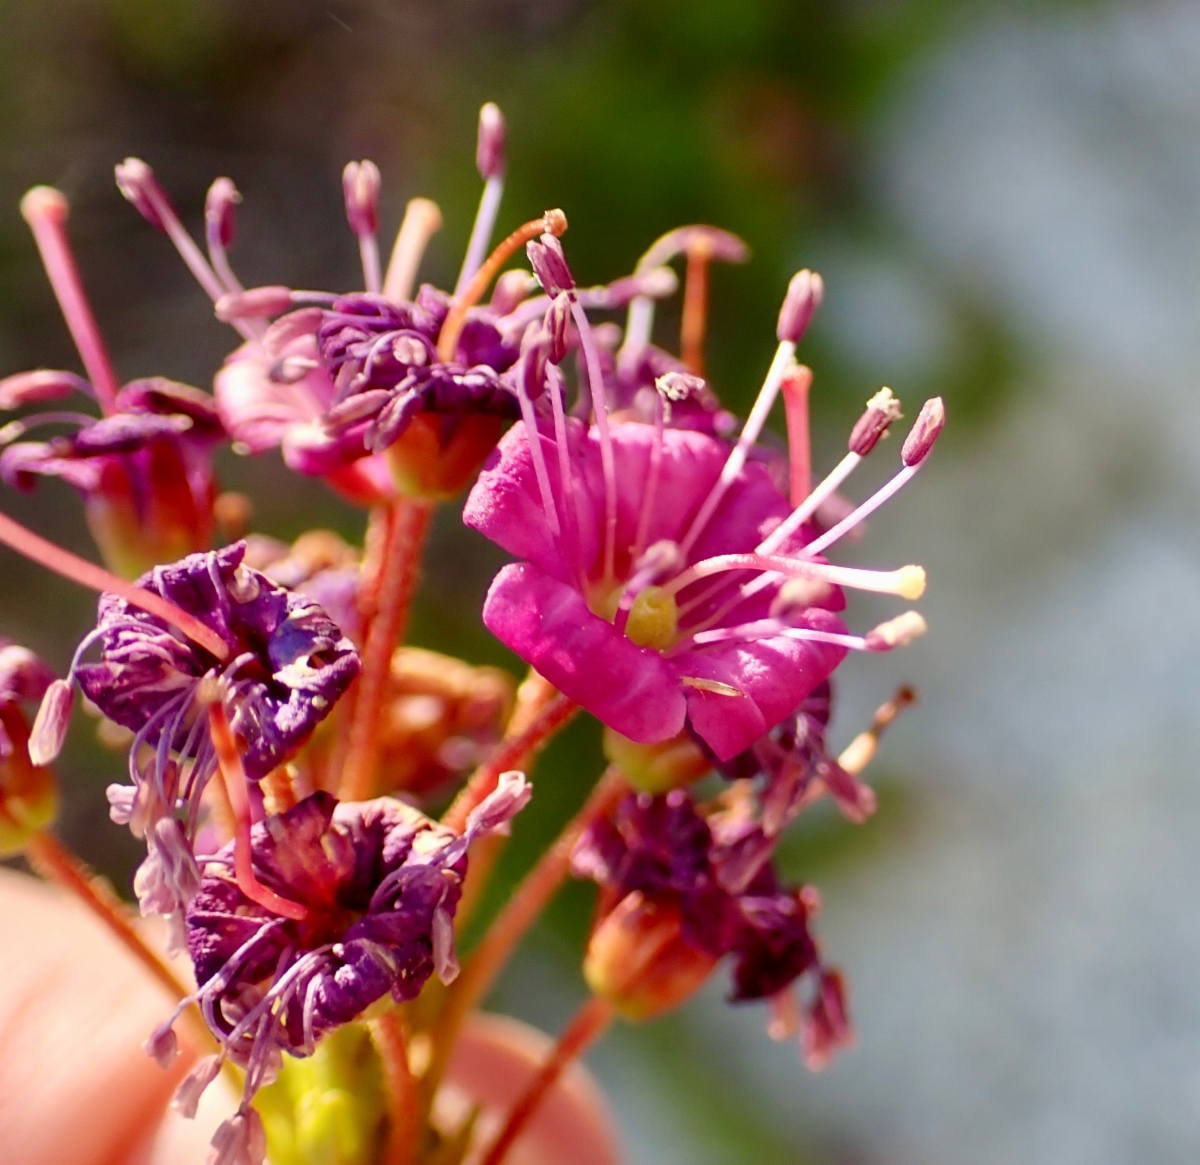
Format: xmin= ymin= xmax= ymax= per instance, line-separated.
xmin=340 ymin=497 xmax=435 ymax=801
xmin=440 ymin=690 xmax=578 ymax=834
xmin=372 ymin=1010 xmax=420 ymax=1165
xmin=478 ymin=995 xmax=616 ymax=1165
xmin=424 ymin=767 xmax=628 ymax=1112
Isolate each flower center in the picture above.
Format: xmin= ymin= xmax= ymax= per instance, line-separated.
xmin=596 ymin=583 xmax=679 ymax=651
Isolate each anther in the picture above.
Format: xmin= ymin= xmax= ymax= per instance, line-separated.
xmin=863 ymin=611 xmax=927 ymax=651
xmin=776 ymin=269 xmax=824 ymax=344
xmin=848 ymin=387 xmax=903 ymax=457
xmin=902 ymin=397 xmax=946 ymax=466
xmin=343 ymin=161 xmax=382 ymax=295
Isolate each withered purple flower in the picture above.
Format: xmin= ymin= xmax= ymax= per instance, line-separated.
xmin=573 ymin=786 xmax=850 ymax=1065
xmin=153 ymin=773 xmax=531 ymax=1163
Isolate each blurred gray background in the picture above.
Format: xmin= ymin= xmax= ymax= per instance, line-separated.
xmin=2 ymin=1 xmax=1199 ymax=1162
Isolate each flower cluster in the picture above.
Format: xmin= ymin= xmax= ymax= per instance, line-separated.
xmin=0 ymin=102 xmax=942 ymax=1165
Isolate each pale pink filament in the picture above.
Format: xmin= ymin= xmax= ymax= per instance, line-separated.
xmin=661 ymin=552 xmax=921 ymax=600
xmin=456 ymin=175 xmax=504 ymax=297
xmin=631 ymin=392 xmax=666 ymax=562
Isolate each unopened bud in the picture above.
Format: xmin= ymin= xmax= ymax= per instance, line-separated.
xmin=205 ymin=177 xmax=240 ymax=249
xmin=602 ymin=727 xmax=712 ymax=794
xmin=864 ymin=610 xmax=927 ymax=651
xmin=342 ymin=160 xmax=381 ymax=238
xmin=848 ymin=387 xmax=903 ymax=456
xmin=491 ymin=268 xmax=537 ymax=314
xmin=28 ymin=679 xmax=72 ymax=767
xmin=776 ymin=269 xmax=824 ymax=344
xmin=527 ymin=233 xmax=575 ymax=295
xmin=901 ymin=396 xmax=946 ymax=466
xmin=115 ymin=158 xmax=171 ymax=232
xmin=0 ymin=369 xmax=90 ymax=410
xmin=476 ymin=102 xmax=506 ymax=179
xmin=215 ymin=285 xmax=294 ymax=321
xmin=584 ymin=891 xmax=718 ymax=1021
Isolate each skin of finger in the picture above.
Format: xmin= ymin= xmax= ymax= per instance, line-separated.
xmin=442 ymin=1011 xmax=624 ymax=1165
xmin=0 ymin=868 xmax=199 ymax=1165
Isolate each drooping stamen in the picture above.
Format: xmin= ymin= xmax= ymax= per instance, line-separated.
xmin=20 ymin=187 xmax=120 ymax=414
xmin=837 ymin=685 xmax=917 ymax=776
xmin=781 ymin=364 xmax=813 ymax=506
xmin=205 ymin=178 xmax=242 ymax=294
xmin=455 ymin=102 xmax=507 ymax=296
xmin=618 ymin=225 xmax=749 ymax=368
xmin=0 ymin=507 xmax=230 ymax=659
xmin=680 ymin=610 xmax=925 ymax=654
xmin=0 ymin=411 xmax=98 ymax=443
xmin=382 ymin=197 xmax=443 ymax=302
xmin=343 ymin=161 xmax=382 ymax=295
xmin=438 ymin=209 xmax=567 ymax=362
xmin=678 ymin=343 xmax=797 ymax=557
xmin=206 ymin=697 xmax=307 ymax=922
xmin=680 ymin=236 xmax=713 ymax=375
xmin=0 ymin=369 xmax=93 ymax=409
xmin=661 ymin=552 xmax=926 ymax=601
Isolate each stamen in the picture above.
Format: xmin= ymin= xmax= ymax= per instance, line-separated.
xmin=20 ymin=187 xmax=120 ymax=414
xmin=437 ymin=209 xmax=567 ymax=362
xmin=618 ymin=225 xmax=749 ymax=367
xmin=0 ymin=508 xmax=230 ymax=660
xmin=342 ymin=161 xmax=382 ymax=295
xmin=546 ymin=363 xmax=585 ymax=587
xmin=781 ymin=365 xmax=813 ymax=506
xmin=661 ymin=552 xmax=926 ymax=601
xmin=513 ymin=327 xmax=560 ymax=538
xmin=114 ymin=159 xmax=258 ymax=343
xmin=205 ymin=178 xmax=242 ymax=294
xmin=678 ymin=342 xmax=797 ymax=557
xmin=569 ymin=296 xmax=618 ymax=581
xmin=837 ymin=685 xmax=917 ymax=776
xmin=680 ymin=236 xmax=713 ymax=375
xmin=631 ymin=390 xmax=667 ymax=561
xmin=206 ymin=697 xmax=307 ymax=922
xmin=455 ymin=102 xmax=507 ymax=296
xmin=0 ymin=411 xmax=98 ymax=443
xmin=0 ymin=369 xmax=94 ymax=409
xmin=382 ymin=197 xmax=443 ymax=302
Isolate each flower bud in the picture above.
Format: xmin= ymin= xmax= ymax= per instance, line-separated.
xmin=0 ymin=705 xmax=58 ymax=856
xmin=776 ymin=269 xmax=824 ymax=344
xmin=584 ymin=891 xmax=718 ymax=1021
xmin=848 ymin=386 xmax=903 ymax=456
xmin=901 ymin=396 xmax=946 ymax=466
xmin=28 ymin=678 xmax=72 ymax=767
xmin=115 ymin=158 xmax=172 ymax=232
xmin=602 ymin=727 xmax=712 ymax=794
xmin=476 ymin=101 xmax=506 ymax=180
xmin=215 ymin=285 xmax=294 ymax=321
xmin=527 ymin=233 xmax=575 ymax=295
xmin=0 ymin=369 xmax=90 ymax=410
xmin=205 ymin=177 xmax=240 ymax=249
xmin=342 ymin=160 xmax=381 ymax=238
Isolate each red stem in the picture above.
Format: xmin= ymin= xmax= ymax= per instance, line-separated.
xmin=477 ymin=995 xmax=616 ymax=1165
xmin=208 ymin=702 xmax=307 ymax=921
xmin=0 ymin=508 xmax=230 ymax=661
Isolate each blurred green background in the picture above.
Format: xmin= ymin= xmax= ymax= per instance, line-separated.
xmin=4 ymin=1 xmax=1200 ymax=1163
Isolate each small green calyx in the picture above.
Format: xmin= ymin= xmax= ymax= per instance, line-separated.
xmin=255 ymin=1023 xmax=386 ymax=1165
xmin=603 ymin=726 xmax=712 ymax=794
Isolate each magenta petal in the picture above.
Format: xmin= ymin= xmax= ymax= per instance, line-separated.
xmin=672 ymin=610 xmax=849 ymax=761
xmin=482 ymin=562 xmax=686 ymax=743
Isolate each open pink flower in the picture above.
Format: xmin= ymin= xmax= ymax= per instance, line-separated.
xmin=465 ymin=246 xmax=943 ymax=761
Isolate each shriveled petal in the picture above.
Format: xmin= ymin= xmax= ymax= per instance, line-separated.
xmin=482 ymin=563 xmax=686 ymax=744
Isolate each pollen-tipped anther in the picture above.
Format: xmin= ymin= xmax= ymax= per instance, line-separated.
xmin=894 ymin=565 xmax=927 ymax=600
xmin=902 ymin=397 xmax=946 ymax=466
xmin=864 ymin=610 xmax=927 ymax=651
xmin=849 ymin=387 xmax=904 ymax=456
xmin=476 ymin=102 xmax=506 ymax=179
xmin=527 ymin=233 xmax=575 ymax=296
xmin=776 ymin=269 xmax=824 ymax=344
